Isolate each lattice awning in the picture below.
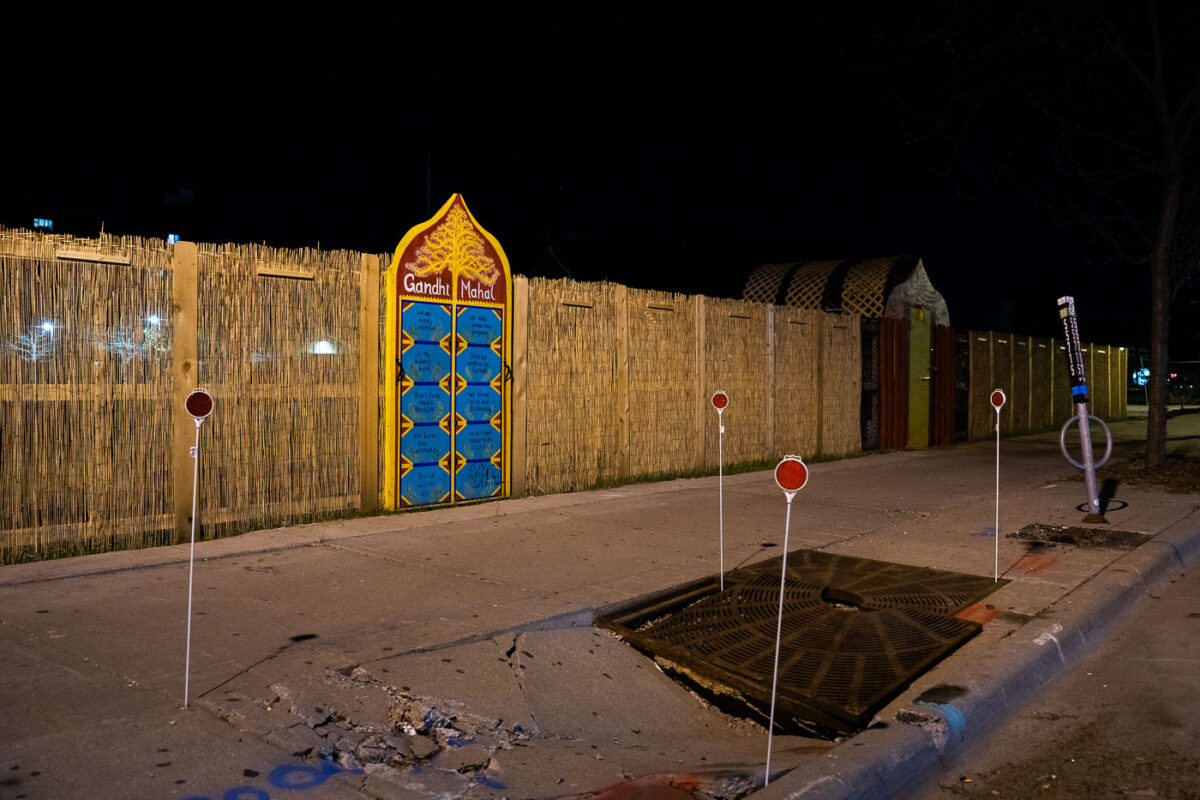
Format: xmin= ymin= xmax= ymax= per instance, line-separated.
xmin=743 ymin=256 xmax=927 ymax=320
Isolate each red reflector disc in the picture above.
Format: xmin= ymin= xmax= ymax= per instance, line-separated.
xmin=775 ymin=456 xmax=808 ymax=492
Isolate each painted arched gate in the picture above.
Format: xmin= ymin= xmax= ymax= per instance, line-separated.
xmin=383 ymin=195 xmax=512 ymax=508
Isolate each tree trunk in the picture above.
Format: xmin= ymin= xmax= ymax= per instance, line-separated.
xmin=1145 ymin=171 xmax=1181 ymax=468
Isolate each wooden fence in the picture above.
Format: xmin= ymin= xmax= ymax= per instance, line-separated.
xmin=0 ymin=228 xmax=1126 ymax=563
xmin=964 ymin=331 xmax=1127 ymax=441
xmin=515 ymin=279 xmax=861 ymax=496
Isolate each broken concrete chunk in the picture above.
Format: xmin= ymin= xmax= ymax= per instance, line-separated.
xmin=439 ymin=742 xmax=492 ymax=774
xmin=407 ymin=733 xmax=441 ymax=761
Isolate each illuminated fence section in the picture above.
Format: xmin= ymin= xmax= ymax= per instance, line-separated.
xmin=0 ymin=230 xmax=173 ymax=562
xmin=195 ymin=244 xmax=363 ymax=538
xmin=964 ymin=331 xmax=1126 ymax=441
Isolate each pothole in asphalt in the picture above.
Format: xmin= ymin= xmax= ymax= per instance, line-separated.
xmin=1009 ymin=523 xmax=1150 ymax=550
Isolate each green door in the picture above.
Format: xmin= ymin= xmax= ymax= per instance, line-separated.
xmin=908 ymin=307 xmax=931 ymax=448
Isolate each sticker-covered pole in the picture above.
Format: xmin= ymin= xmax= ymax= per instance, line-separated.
xmin=1057 ymin=297 xmax=1106 ymax=522
xmin=990 ymin=389 xmax=1006 ymax=581
xmin=182 ymin=389 xmax=213 ymax=709
xmin=711 ymin=391 xmax=729 ymax=591
xmin=765 ymin=456 xmax=808 ymax=787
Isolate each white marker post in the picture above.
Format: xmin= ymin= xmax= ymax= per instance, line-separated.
xmin=711 ymin=390 xmax=730 ymax=591
xmin=182 ymin=388 xmax=213 ymax=709
xmin=990 ymin=389 xmax=1006 ymax=582
xmin=765 ymin=455 xmax=809 ymax=787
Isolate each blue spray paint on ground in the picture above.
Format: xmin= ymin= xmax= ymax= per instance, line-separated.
xmin=180 ymin=758 xmax=361 ymax=800
xmin=915 ymin=701 xmax=967 ymax=741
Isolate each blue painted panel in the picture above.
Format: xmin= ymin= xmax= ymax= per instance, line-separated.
xmin=403 ymin=386 xmax=450 ymax=425
xmin=459 ymin=346 xmax=500 ymax=383
xmin=457 ymin=423 xmax=501 ymax=460
xmin=404 ymin=425 xmax=449 ymax=465
xmin=404 ymin=302 xmax=452 ymax=342
xmin=403 ymin=343 xmax=452 ymax=383
xmin=457 ymin=306 xmax=501 ymax=344
xmin=403 ymin=464 xmax=450 ymax=506
xmin=457 ymin=384 xmax=500 ymax=423
xmin=456 ymin=460 xmax=501 ymax=500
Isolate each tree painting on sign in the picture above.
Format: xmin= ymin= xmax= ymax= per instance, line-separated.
xmin=385 ymin=195 xmax=513 ymax=510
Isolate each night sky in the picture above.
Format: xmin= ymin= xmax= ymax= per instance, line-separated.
xmin=4 ymin=6 xmax=1196 ymax=356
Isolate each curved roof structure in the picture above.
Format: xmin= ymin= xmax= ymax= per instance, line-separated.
xmin=743 ymin=256 xmax=949 ymax=326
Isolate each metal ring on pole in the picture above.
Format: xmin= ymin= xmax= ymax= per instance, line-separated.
xmin=1058 ymin=414 xmax=1113 ymax=470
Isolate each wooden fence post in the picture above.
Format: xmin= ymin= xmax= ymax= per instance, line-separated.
xmin=511 ymin=276 xmax=529 ymax=497
xmin=816 ymin=313 xmax=827 ymax=454
xmin=694 ymin=295 xmax=707 ymax=470
xmin=359 ymin=254 xmax=380 ymax=512
xmin=766 ymin=304 xmax=776 ymax=459
xmin=172 ymin=242 xmax=199 ymax=543
xmin=615 ymin=285 xmax=630 ymax=480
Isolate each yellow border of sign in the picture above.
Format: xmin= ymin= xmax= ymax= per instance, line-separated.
xmin=383 ymin=194 xmax=513 ymax=510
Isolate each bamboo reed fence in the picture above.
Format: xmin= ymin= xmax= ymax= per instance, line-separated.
xmin=819 ymin=313 xmax=863 ymax=456
xmin=772 ymin=307 xmax=821 ymax=457
xmin=193 ymin=242 xmax=366 ymax=538
xmin=0 ymin=227 xmax=1132 ymax=563
xmin=1 ymin=229 xmax=174 ymax=562
xmin=627 ymin=289 xmax=700 ymax=477
xmin=523 ymin=279 xmax=623 ymax=494
xmin=517 ymin=280 xmax=864 ymax=495
xmin=702 ymin=297 xmax=771 ymax=469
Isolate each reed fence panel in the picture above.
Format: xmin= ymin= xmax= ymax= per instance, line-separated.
xmin=703 ymin=298 xmax=770 ymax=467
xmin=1011 ymin=336 xmax=1032 ymax=434
xmin=1030 ymin=338 xmax=1054 ymax=431
xmin=627 ymin=288 xmax=700 ymax=477
xmin=819 ymin=314 xmax=863 ymax=456
xmin=194 ymin=243 xmax=362 ymax=537
xmin=1091 ymin=345 xmax=1112 ymax=420
xmin=524 ymin=279 xmax=621 ymax=494
xmin=1 ymin=230 xmax=174 ymax=562
xmin=967 ymin=332 xmax=993 ymax=441
xmin=993 ymin=334 xmax=1014 ymax=435
xmin=772 ymin=307 xmax=821 ymax=458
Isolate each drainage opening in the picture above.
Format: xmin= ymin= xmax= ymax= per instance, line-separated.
xmin=597 ymin=550 xmax=1006 ymax=738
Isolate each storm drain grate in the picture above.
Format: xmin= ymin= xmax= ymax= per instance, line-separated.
xmin=597 ymin=550 xmax=1007 ymax=737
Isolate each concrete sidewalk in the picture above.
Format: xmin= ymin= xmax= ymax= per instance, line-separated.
xmin=1 ymin=412 xmax=1198 ymax=800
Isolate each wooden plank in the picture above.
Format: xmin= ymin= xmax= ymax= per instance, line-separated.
xmin=171 ymin=242 xmax=199 ymax=543
xmin=202 ymin=495 xmax=359 ymax=525
xmin=615 ymin=284 xmax=630 ymax=479
xmin=694 ymin=295 xmax=707 ymax=470
xmin=0 ymin=384 xmax=347 ymax=401
xmin=359 ymin=254 xmax=380 ymax=512
xmin=511 ymin=276 xmax=529 ymax=497
xmin=766 ymin=304 xmax=775 ymax=458
xmin=816 ymin=313 xmax=826 ymax=453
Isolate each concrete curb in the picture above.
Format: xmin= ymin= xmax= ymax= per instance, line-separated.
xmin=752 ymin=507 xmax=1200 ymax=800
